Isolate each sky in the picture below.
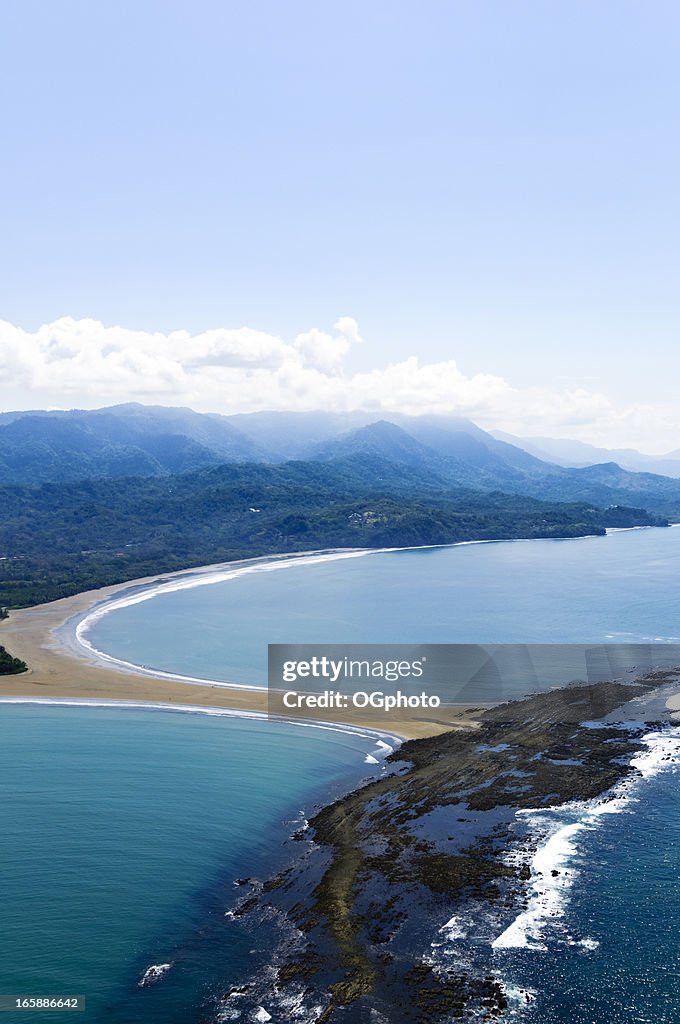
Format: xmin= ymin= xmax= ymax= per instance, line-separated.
xmin=2 ymin=0 xmax=680 ymax=451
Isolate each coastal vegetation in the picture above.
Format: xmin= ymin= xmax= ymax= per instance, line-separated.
xmin=0 ymin=457 xmax=666 ymax=607
xmin=0 ymin=645 xmax=27 ymax=674
xmin=3 ymin=405 xmax=680 ymax=517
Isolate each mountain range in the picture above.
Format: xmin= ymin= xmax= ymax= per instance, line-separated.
xmin=1 ymin=403 xmax=674 ymax=608
xmin=494 ymin=430 xmax=680 ymax=478
xmin=2 ymin=403 xmax=680 ymax=517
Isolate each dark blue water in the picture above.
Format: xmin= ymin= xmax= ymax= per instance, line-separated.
xmin=499 ymin=741 xmax=680 ymax=1023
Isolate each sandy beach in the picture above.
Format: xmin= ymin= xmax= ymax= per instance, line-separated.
xmin=0 ymin=562 xmax=483 ymax=740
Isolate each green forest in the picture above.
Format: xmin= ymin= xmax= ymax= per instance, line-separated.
xmin=0 ymin=456 xmax=667 ymax=608
xmin=0 ymin=645 xmax=28 ymax=674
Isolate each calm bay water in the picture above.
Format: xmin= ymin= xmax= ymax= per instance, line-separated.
xmin=5 ymin=526 xmax=680 ymax=1022
xmin=83 ymin=526 xmax=680 ymax=688
xmin=0 ymin=706 xmax=380 ymax=1023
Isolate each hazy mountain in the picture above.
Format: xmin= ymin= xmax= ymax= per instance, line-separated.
xmin=306 ymin=418 xmax=547 ymax=490
xmin=225 ymin=410 xmax=374 ymax=458
xmin=516 ymin=461 xmax=680 ymax=514
xmin=0 ymin=417 xmax=162 ymax=481
xmin=387 ymin=414 xmax=548 ymax=473
xmin=309 ymin=420 xmax=451 ymax=469
xmin=2 ymin=404 xmax=680 ymax=517
xmin=0 ymin=457 xmax=665 ymax=608
xmin=494 ymin=431 xmax=680 ymax=479
xmin=229 ymin=410 xmax=559 ymax=482
xmin=303 ymin=418 xmax=680 ymax=515
xmin=0 ymin=403 xmax=268 ymax=482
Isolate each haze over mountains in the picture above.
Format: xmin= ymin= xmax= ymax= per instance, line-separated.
xmin=1 ymin=402 xmax=674 ymax=608
xmin=2 ymin=402 xmax=680 ymax=516
xmin=494 ymin=431 xmax=680 ymax=479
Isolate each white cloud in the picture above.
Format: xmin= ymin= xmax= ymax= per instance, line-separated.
xmin=294 ymin=317 xmax=362 ymax=374
xmin=0 ymin=315 xmax=679 ymax=452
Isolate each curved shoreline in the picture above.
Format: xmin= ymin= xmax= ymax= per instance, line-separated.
xmin=67 ymin=547 xmax=380 ymax=689
xmin=0 ymin=546 xmax=485 ymax=740
xmin=0 ymin=528 xmax=667 ymax=740
xmin=0 ymin=695 xmax=403 ymax=759
xmin=60 ymin=526 xmax=664 ymax=688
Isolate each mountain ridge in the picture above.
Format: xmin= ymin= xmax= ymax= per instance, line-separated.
xmin=0 ymin=455 xmax=666 ymax=608
xmin=2 ymin=403 xmax=680 ymax=516
xmin=494 ymin=430 xmax=680 ymax=479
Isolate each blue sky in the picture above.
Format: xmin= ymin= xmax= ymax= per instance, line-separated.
xmin=2 ymin=1 xmax=680 ymax=448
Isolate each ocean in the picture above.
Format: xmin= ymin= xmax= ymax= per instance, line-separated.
xmin=426 ymin=724 xmax=680 ymax=1023
xmin=0 ymin=705 xmax=385 ymax=1023
xmin=499 ymin=726 xmax=680 ymax=1023
xmin=77 ymin=526 xmax=680 ymax=688
xmin=5 ymin=526 xmax=680 ymax=1021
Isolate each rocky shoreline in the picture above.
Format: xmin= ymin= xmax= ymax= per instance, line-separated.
xmin=219 ymin=671 xmax=679 ymax=1023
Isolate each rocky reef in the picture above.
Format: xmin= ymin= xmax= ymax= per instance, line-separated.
xmin=220 ymin=672 xmax=677 ymax=1023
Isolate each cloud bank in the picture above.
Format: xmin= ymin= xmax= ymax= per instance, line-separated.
xmin=0 ymin=315 xmax=676 ymax=452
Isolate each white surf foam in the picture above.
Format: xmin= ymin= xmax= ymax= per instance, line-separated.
xmin=71 ymin=549 xmax=381 ymax=688
xmin=504 ymin=983 xmax=538 ymax=1006
xmin=437 ymin=913 xmax=468 ymax=942
xmin=138 ymin=962 xmax=172 ymax=987
xmin=492 ymin=819 xmax=585 ymax=951
xmin=365 ymin=739 xmax=395 ymax=764
xmin=0 ymin=696 xmax=402 ymax=757
xmin=572 ymin=937 xmax=599 ymax=951
xmin=66 ymin=528 xmax=645 ymax=689
xmin=491 ymin=726 xmax=680 ymax=952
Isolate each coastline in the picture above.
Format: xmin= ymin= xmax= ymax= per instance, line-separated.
xmin=0 ymin=548 xmax=484 ymax=741
xmin=1 ymin=527 xmax=672 ymax=741
xmin=225 ymin=672 xmax=680 ymax=1023
xmin=4 ymin=537 xmax=680 ymax=1021
xmin=0 ymin=696 xmax=405 ymax=759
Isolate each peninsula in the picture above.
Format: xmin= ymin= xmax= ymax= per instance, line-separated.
xmin=0 ymin=558 xmax=481 ymax=740
xmin=221 ymin=671 xmax=680 ymax=1023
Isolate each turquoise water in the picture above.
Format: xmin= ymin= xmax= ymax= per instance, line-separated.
xmin=7 ymin=526 xmax=680 ymax=1023
xmin=0 ymin=705 xmax=380 ymax=1023
xmin=82 ymin=527 xmax=680 ymax=687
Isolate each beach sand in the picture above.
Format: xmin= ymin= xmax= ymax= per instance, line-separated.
xmin=665 ymin=692 xmax=680 ymax=721
xmin=0 ymin=567 xmax=483 ymax=740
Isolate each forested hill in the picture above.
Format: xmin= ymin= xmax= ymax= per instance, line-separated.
xmin=0 ymin=456 xmax=667 ymax=608
xmin=4 ymin=405 xmax=680 ymax=518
